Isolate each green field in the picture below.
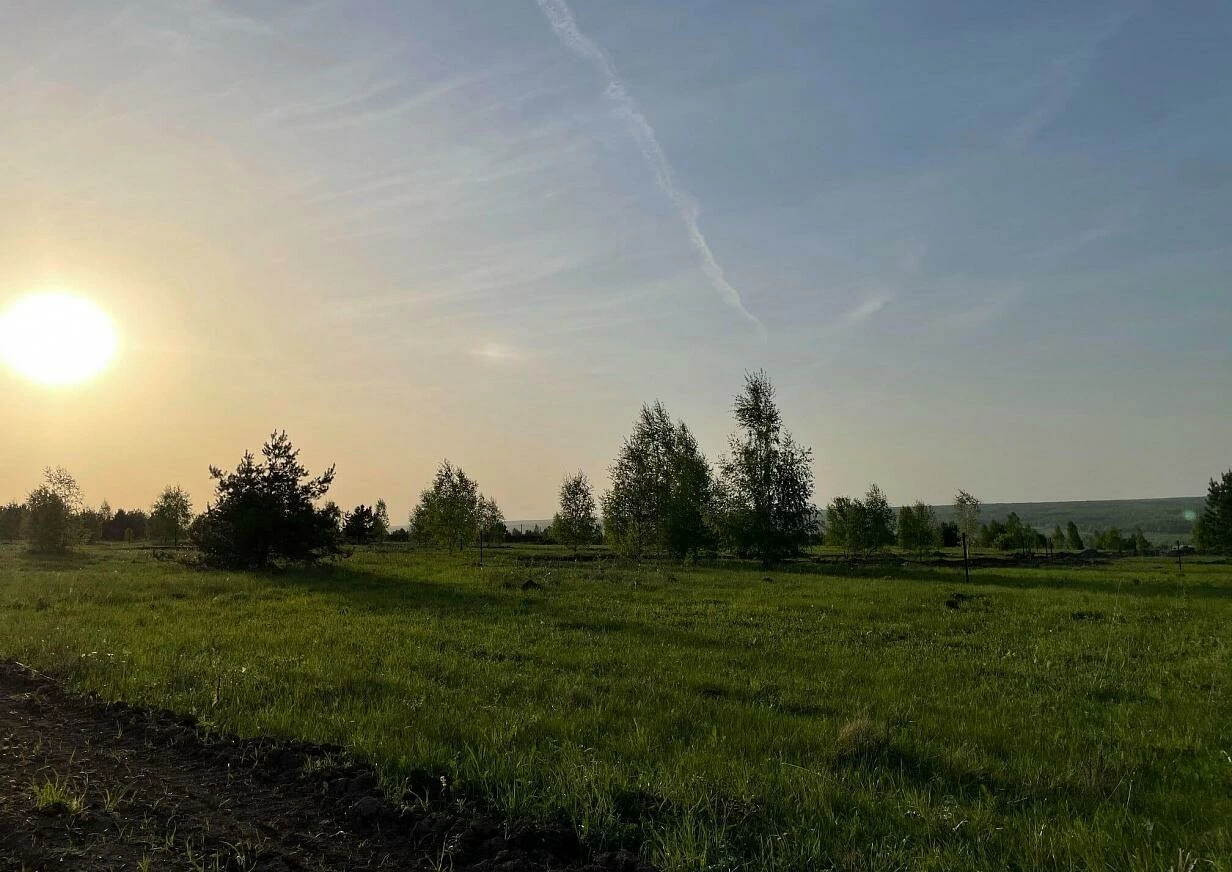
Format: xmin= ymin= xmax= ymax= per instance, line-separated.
xmin=1 ymin=544 xmax=1229 ymax=871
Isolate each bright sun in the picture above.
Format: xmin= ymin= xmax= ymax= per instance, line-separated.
xmin=0 ymin=292 xmax=119 ymax=387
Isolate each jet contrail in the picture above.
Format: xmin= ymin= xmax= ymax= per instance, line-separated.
xmin=534 ymin=0 xmax=765 ymax=337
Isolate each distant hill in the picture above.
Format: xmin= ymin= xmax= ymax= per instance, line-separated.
xmin=513 ymin=497 xmax=1205 ymax=544
xmin=930 ymin=497 xmax=1203 ymax=544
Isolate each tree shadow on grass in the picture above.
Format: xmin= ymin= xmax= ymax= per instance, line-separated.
xmin=777 ymin=560 xmax=1232 ymax=600
xmin=262 ymin=561 xmax=506 ymax=616
xmin=18 ymin=549 xmax=98 ymax=571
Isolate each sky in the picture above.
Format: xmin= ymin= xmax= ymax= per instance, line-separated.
xmin=2 ymin=0 xmax=1230 ymax=520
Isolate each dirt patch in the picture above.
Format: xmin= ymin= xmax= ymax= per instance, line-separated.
xmin=0 ymin=661 xmax=652 ymax=871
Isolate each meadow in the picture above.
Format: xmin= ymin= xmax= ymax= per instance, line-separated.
xmin=0 ymin=544 xmax=1228 ymax=871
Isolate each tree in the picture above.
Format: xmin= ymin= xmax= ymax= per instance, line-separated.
xmin=23 ymin=488 xmax=71 ymax=553
xmin=898 ymin=501 xmax=940 ymax=558
xmin=149 ymin=486 xmax=193 ymax=546
xmin=862 ymin=484 xmax=896 ymax=553
xmin=1051 ymin=524 xmax=1066 ymax=553
xmin=939 ymin=521 xmax=959 ymax=548
xmin=1195 ymin=470 xmax=1232 ymax=555
xmin=478 ymin=495 xmax=505 ymax=543
xmin=551 ymin=471 xmax=601 ymax=555
xmin=22 ymin=467 xmax=83 ymax=552
xmin=373 ymin=499 xmax=390 ymax=540
xmin=825 ymin=496 xmax=867 ymax=557
xmin=1066 ymin=521 xmax=1084 ymax=551
xmin=603 ymin=403 xmax=714 ymax=560
xmin=409 ymin=461 xmax=479 ymax=550
xmin=953 ymin=490 xmax=981 ymax=582
xmin=342 ymin=505 xmax=378 ymax=543
xmin=717 ymin=371 xmax=816 ymax=564
xmin=1133 ymin=527 xmax=1150 ymax=555
xmin=663 ymin=423 xmax=715 ymax=560
xmin=0 ymin=502 xmax=24 ymax=541
xmin=191 ymin=431 xmax=342 ymax=568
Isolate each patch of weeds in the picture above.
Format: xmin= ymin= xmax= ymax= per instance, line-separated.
xmin=31 ymin=775 xmax=87 ymax=816
xmin=832 ymin=717 xmax=891 ymax=765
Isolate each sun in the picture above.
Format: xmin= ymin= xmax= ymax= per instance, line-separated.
xmin=0 ymin=292 xmax=119 ymax=387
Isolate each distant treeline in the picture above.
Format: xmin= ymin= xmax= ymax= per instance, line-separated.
xmin=5 ymin=370 xmax=1230 ymax=564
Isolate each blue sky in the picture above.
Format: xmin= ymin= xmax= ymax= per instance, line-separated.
xmin=2 ymin=0 xmax=1230 ymax=517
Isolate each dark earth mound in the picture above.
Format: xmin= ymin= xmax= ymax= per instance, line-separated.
xmin=0 ymin=662 xmax=652 ymax=872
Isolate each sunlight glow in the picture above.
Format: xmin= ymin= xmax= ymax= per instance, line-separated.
xmin=0 ymin=292 xmax=119 ymax=386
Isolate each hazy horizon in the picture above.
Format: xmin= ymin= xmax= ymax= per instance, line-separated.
xmin=3 ymin=1 xmax=1230 ymax=519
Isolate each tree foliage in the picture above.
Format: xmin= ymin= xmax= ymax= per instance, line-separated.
xmin=0 ymin=502 xmax=26 ymax=541
xmin=898 ymin=501 xmax=941 ymax=557
xmin=825 ymin=485 xmax=897 ymax=556
xmin=717 ymin=372 xmax=816 ymax=563
xmin=22 ymin=467 xmax=83 ymax=553
xmin=1194 ymin=469 xmax=1232 ymax=554
xmin=191 ymin=431 xmax=342 ymax=568
xmin=603 ymin=403 xmax=714 ymax=560
xmin=953 ymin=491 xmax=981 ymax=545
xmin=410 ymin=461 xmax=480 ymax=550
xmin=1066 ymin=521 xmax=1084 ymax=551
xmin=343 ymin=505 xmax=379 ymax=543
xmin=552 ymin=471 xmax=601 ymax=554
xmin=149 ymin=485 xmax=193 ymax=545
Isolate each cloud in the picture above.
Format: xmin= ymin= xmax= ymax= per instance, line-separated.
xmin=836 ymin=293 xmax=893 ymax=329
xmin=533 ymin=0 xmax=765 ymax=338
xmin=1003 ymin=6 xmax=1139 ymax=152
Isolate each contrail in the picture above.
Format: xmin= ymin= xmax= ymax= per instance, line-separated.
xmin=534 ymin=0 xmax=765 ymax=337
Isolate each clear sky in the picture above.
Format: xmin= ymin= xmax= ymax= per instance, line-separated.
xmin=2 ymin=0 xmax=1230 ymax=520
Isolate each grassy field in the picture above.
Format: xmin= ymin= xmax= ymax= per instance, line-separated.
xmin=1 ymin=543 xmax=1228 ymax=871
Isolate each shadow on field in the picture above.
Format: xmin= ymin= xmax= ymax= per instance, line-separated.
xmin=18 ymin=549 xmax=98 ymax=571
xmin=271 ymin=563 xmax=507 ymax=614
xmin=779 ymin=560 xmax=1232 ymax=600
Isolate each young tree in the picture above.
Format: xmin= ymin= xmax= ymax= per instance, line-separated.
xmin=0 ymin=502 xmax=25 ymax=541
xmin=409 ymin=461 xmax=480 ymax=550
xmin=478 ymin=495 xmax=505 ymax=542
xmin=825 ymin=496 xmax=867 ymax=557
xmin=603 ymin=402 xmax=673 ymax=559
xmin=342 ymin=505 xmax=378 ymax=543
xmin=1065 ymin=521 xmax=1084 ymax=551
xmin=898 ymin=501 xmax=940 ymax=558
xmin=862 ymin=484 xmax=896 ymax=554
xmin=149 ymin=486 xmax=193 ymax=546
xmin=551 ymin=471 xmax=601 ymax=555
xmin=23 ymin=488 xmax=72 ymax=553
xmin=1133 ymin=527 xmax=1150 ymax=555
xmin=718 ymin=371 xmax=816 ymax=564
xmin=1195 ymin=469 xmax=1232 ymax=555
xmin=603 ymin=403 xmax=714 ymax=560
xmin=663 ymin=423 xmax=715 ymax=560
xmin=191 ymin=431 xmax=342 ymax=568
xmin=953 ymin=490 xmax=981 ymax=582
xmin=373 ymin=499 xmax=391 ymax=540
xmin=1050 ymin=524 xmax=1066 ymax=553
xmin=22 ymin=467 xmax=84 ymax=552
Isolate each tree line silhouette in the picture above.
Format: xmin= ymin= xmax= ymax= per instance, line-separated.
xmin=4 ymin=371 xmax=1229 ymax=565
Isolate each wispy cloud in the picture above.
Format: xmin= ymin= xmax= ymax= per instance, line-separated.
xmin=1003 ymin=5 xmax=1139 ymax=152
xmin=533 ymin=0 xmax=765 ymax=338
xmin=837 ymin=293 xmax=893 ymax=329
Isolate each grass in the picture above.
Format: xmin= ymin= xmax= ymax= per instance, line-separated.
xmin=31 ymin=774 xmax=87 ymax=816
xmin=1 ymin=542 xmax=1229 ymax=870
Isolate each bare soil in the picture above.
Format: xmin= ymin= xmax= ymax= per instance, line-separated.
xmin=0 ymin=662 xmax=651 ymax=871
